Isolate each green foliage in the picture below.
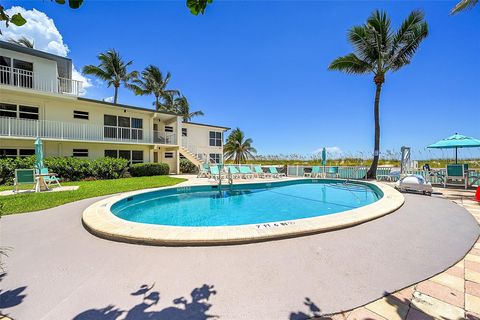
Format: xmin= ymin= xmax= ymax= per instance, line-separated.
xmin=0 ymin=156 xmax=129 ymax=184
xmin=91 ymin=157 xmax=129 ymax=179
xmin=180 ymin=158 xmax=198 ymax=174
xmin=0 ymin=176 xmax=186 ymax=215
xmin=187 ymin=0 xmax=213 ymax=15
xmin=224 ymin=128 xmax=257 ymax=164
xmin=451 ymin=0 xmax=478 ymax=14
xmin=129 ymin=163 xmax=170 ymax=177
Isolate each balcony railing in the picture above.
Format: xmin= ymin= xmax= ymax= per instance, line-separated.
xmin=0 ymin=117 xmax=177 ymax=145
xmin=0 ymin=65 xmax=83 ymax=96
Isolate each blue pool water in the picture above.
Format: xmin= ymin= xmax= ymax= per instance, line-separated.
xmin=111 ymin=180 xmax=382 ymax=227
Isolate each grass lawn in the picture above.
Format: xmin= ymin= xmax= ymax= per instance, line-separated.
xmin=0 ymin=176 xmax=186 ymax=215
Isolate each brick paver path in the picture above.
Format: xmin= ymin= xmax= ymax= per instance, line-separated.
xmin=323 ymin=188 xmax=480 ymax=320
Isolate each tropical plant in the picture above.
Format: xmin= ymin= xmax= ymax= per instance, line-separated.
xmin=158 ymin=89 xmax=181 ymax=113
xmin=451 ymin=0 xmax=478 ymax=14
xmin=174 ymin=95 xmax=204 ymax=122
xmin=8 ymin=36 xmax=34 ymax=48
xmin=82 ymin=49 xmax=138 ymax=104
xmin=328 ymin=10 xmax=428 ymax=178
xmin=130 ymin=65 xmax=175 ymax=110
xmin=224 ymin=128 xmax=257 ymax=164
xmin=187 ymin=0 xmax=213 ymax=15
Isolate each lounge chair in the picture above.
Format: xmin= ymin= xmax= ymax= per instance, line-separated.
xmin=209 ymin=165 xmax=225 ymax=181
xmin=227 ymin=166 xmax=241 ymax=179
xmin=443 ymin=164 xmax=468 ymax=189
xmin=325 ymin=166 xmax=339 ymax=178
xmin=269 ymin=166 xmax=285 ymax=178
xmin=13 ymin=169 xmax=36 ymax=193
xmin=304 ymin=166 xmax=321 ymax=178
xmin=253 ymin=165 xmax=270 ymax=178
xmin=239 ymin=166 xmax=254 ymax=179
xmin=39 ymin=168 xmax=61 ymax=188
xmin=197 ymin=163 xmax=210 ymax=178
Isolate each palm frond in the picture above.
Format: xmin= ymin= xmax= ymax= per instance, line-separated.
xmin=8 ymin=36 xmax=34 ymax=48
xmin=451 ymin=0 xmax=478 ymax=14
xmin=328 ymin=53 xmax=372 ymax=74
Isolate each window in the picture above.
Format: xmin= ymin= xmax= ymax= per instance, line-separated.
xmin=18 ymin=105 xmax=38 ymax=120
xmin=0 ymin=103 xmax=17 ymax=118
xmin=19 ymin=149 xmax=35 ymax=157
xmin=131 ymin=118 xmax=143 ymax=129
xmin=103 ymin=115 xmax=143 ymax=140
xmin=0 ymin=56 xmax=11 ymax=85
xmin=164 ymin=152 xmax=174 ymax=159
xmin=165 ymin=126 xmax=174 ymax=133
xmin=13 ymin=59 xmax=33 ymax=88
xmin=74 ymin=110 xmax=89 ymax=120
xmin=104 ymin=115 xmax=117 ymax=126
xmin=104 ymin=115 xmax=117 ymax=138
xmin=209 ymin=131 xmax=222 ymax=147
xmin=0 ymin=149 xmax=17 ymax=158
xmin=182 ymin=128 xmax=187 ymax=137
xmin=0 ymin=103 xmax=38 ymax=119
xmin=131 ymin=118 xmax=143 ymax=140
xmin=104 ymin=150 xmax=118 ymax=158
xmin=118 ymin=116 xmax=130 ymax=128
xmin=119 ymin=150 xmax=131 ymax=160
xmin=131 ymin=151 xmax=144 ymax=164
xmin=73 ymin=149 xmax=89 ymax=157
xmin=209 ymin=153 xmax=221 ymax=164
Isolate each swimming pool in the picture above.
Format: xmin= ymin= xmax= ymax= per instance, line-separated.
xmin=83 ymin=179 xmax=404 ymax=245
xmin=111 ymin=180 xmax=381 ymax=227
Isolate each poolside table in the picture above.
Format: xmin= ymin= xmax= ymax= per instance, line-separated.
xmin=34 ymin=172 xmax=57 ymax=192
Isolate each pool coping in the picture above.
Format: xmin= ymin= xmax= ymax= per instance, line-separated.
xmin=82 ymin=179 xmax=405 ymax=245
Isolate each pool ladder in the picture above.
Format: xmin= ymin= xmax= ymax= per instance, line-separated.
xmin=218 ymin=165 xmax=234 ymax=188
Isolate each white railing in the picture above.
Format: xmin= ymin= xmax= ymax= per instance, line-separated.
xmin=0 ymin=65 xmax=83 ymax=96
xmin=0 ymin=116 xmax=177 ymax=145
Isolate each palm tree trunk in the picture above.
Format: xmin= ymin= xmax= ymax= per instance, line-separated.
xmin=113 ymin=86 xmax=119 ymax=104
xmin=367 ymin=83 xmax=382 ymax=179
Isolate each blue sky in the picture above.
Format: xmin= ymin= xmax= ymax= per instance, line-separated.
xmin=2 ymin=1 xmax=479 ymax=159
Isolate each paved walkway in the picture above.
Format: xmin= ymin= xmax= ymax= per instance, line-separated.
xmin=320 ymin=188 xmax=480 ymax=320
xmin=0 ymin=181 xmax=478 ymax=320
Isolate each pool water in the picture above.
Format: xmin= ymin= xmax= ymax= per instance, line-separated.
xmin=111 ymin=180 xmax=381 ymax=227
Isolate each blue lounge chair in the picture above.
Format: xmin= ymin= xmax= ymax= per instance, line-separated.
xmin=325 ymin=166 xmax=339 ymax=178
xmin=254 ymin=165 xmax=270 ymax=178
xmin=304 ymin=166 xmax=321 ymax=178
xmin=209 ymin=165 xmax=225 ymax=181
xmin=239 ymin=166 xmax=254 ymax=179
xmin=13 ymin=169 xmax=36 ymax=193
xmin=444 ymin=164 xmax=467 ymax=189
xmin=269 ymin=166 xmax=285 ymax=178
xmin=39 ymin=168 xmax=61 ymax=188
xmin=197 ymin=163 xmax=210 ymax=178
xmin=227 ymin=165 xmax=241 ymax=179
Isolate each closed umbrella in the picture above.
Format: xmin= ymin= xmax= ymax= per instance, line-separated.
xmin=321 ymin=147 xmax=327 ymax=166
xmin=427 ymin=133 xmax=480 ymax=163
xmin=34 ymin=137 xmax=44 ymax=171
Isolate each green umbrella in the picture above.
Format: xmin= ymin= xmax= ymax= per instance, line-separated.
xmin=427 ymin=133 xmax=480 ymax=163
xmin=34 ymin=137 xmax=44 ymax=171
xmin=321 ymin=147 xmax=327 ymax=166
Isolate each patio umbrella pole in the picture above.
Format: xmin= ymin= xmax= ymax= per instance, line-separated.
xmin=455 ymin=147 xmax=458 ymax=164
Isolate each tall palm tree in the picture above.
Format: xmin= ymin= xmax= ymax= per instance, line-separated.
xmin=130 ymin=65 xmax=174 ymax=109
xmin=451 ymin=0 xmax=478 ymax=14
xmin=8 ymin=36 xmax=34 ymax=48
xmin=82 ymin=49 xmax=138 ymax=104
xmin=329 ymin=10 xmax=428 ymax=178
xmin=224 ymin=128 xmax=257 ymax=164
xmin=158 ymin=89 xmax=181 ymax=113
xmin=174 ymin=95 xmax=204 ymax=122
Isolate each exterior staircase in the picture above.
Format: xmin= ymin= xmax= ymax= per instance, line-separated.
xmin=179 ymin=146 xmax=205 ymax=167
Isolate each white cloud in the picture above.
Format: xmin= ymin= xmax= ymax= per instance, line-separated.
xmin=103 ymin=96 xmax=114 ymax=103
xmin=1 ymin=6 xmax=92 ymax=94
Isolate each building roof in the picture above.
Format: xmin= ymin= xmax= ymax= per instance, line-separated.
xmin=183 ymin=121 xmax=230 ymax=130
xmin=0 ymin=40 xmax=72 ymax=79
xmin=77 ymin=97 xmax=179 ymax=116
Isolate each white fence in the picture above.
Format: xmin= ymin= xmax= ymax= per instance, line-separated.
xmin=0 ymin=116 xmax=177 ymax=145
xmin=0 ymin=65 xmax=83 ymax=96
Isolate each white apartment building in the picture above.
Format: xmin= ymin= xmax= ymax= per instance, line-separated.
xmin=0 ymin=41 xmax=229 ymax=174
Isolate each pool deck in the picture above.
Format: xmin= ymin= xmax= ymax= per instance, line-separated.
xmin=0 ymin=176 xmax=479 ymax=320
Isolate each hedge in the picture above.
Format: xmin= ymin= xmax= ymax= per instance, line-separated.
xmin=180 ymin=158 xmax=198 ymax=174
xmin=0 ymin=156 xmax=129 ymax=185
xmin=128 ymin=163 xmax=170 ymax=177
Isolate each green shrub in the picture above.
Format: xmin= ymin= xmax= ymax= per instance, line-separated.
xmin=129 ymin=163 xmax=170 ymax=177
xmin=0 ymin=156 xmax=36 ymax=184
xmin=92 ymin=157 xmax=129 ymax=180
xmin=44 ymin=157 xmax=93 ymax=181
xmin=180 ymin=158 xmax=198 ymax=174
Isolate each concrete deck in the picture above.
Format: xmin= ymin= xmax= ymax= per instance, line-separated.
xmin=0 ymin=183 xmax=479 ymax=319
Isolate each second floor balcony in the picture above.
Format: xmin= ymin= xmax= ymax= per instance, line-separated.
xmin=0 ymin=65 xmax=83 ymax=96
xmin=0 ymin=116 xmax=177 ymax=145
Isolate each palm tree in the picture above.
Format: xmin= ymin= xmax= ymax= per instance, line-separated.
xmin=328 ymin=10 xmax=428 ymax=178
xmin=8 ymin=36 xmax=34 ymax=48
xmin=224 ymin=128 xmax=257 ymax=164
xmin=82 ymin=49 xmax=138 ymax=104
xmin=451 ymin=0 xmax=478 ymax=14
xmin=158 ymin=89 xmax=181 ymax=113
xmin=174 ymin=95 xmax=204 ymax=122
xmin=130 ymin=65 xmax=175 ymax=109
